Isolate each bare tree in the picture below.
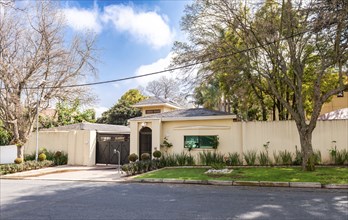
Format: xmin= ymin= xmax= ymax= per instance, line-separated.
xmin=0 ymin=1 xmax=97 ymax=157
xmin=146 ymin=76 xmax=184 ymax=104
xmin=173 ymin=0 xmax=348 ymax=170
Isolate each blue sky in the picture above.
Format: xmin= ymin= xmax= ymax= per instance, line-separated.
xmin=60 ymin=0 xmax=192 ymax=117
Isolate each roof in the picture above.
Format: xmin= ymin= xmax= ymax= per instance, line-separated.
xmin=318 ymin=108 xmax=348 ymax=120
xmin=42 ymin=122 xmax=130 ymax=133
xmin=129 ymin=108 xmax=235 ymax=121
xmin=132 ymin=96 xmax=182 ymax=109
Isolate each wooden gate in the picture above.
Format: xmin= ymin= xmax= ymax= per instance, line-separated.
xmin=96 ymin=134 xmax=130 ymax=165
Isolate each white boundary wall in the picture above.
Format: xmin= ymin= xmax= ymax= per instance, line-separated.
xmin=24 ymin=130 xmax=97 ymax=166
xmin=0 ymin=145 xmax=17 ymax=164
xmin=238 ymin=120 xmax=348 ymax=163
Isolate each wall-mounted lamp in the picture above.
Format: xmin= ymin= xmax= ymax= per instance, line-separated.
xmin=141 ymin=122 xmax=147 ymax=128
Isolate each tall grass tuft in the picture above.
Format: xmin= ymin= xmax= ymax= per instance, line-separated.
xmin=279 ymin=150 xmax=292 ymax=165
xmin=244 ymin=150 xmax=257 ymax=166
xmin=199 ymin=151 xmax=224 ymax=166
xmin=226 ymin=152 xmax=242 ymax=166
xmin=258 ymin=151 xmax=270 ymax=166
xmin=273 ymin=151 xmax=282 ymax=165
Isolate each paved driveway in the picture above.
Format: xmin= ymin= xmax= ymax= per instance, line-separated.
xmin=2 ymin=165 xmax=125 ymax=182
xmin=1 ymin=179 xmax=347 ymax=220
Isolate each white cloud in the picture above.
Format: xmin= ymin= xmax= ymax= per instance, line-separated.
xmin=134 ymin=52 xmax=176 ymax=86
xmin=63 ymin=7 xmax=102 ymax=33
xmin=93 ymin=106 xmax=109 ymax=118
xmin=102 ymin=5 xmax=174 ymax=49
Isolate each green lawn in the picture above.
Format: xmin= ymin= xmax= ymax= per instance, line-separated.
xmin=136 ymin=167 xmax=348 ymax=184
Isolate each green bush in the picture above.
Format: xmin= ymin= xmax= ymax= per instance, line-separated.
xmin=199 ymin=151 xmax=224 ymax=166
xmin=244 ymin=150 xmax=257 ymax=166
xmin=226 ymin=152 xmax=242 ymax=166
xmin=128 ymin=153 xmax=138 ymax=162
xmin=279 ymin=150 xmax=292 ymax=165
xmin=141 ymin=153 xmax=151 ymax=161
xmin=24 ymin=152 xmax=36 ymax=161
xmin=0 ymin=160 xmax=54 ymax=175
xmin=152 ymin=150 xmax=162 ymax=159
xmin=38 ymin=153 xmax=46 ymax=161
xmin=53 ymin=151 xmax=68 ymax=165
xmin=14 ymin=158 xmax=23 ymax=164
xmin=0 ymin=128 xmax=12 ymax=145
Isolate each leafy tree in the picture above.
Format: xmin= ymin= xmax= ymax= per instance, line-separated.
xmin=173 ymin=0 xmax=348 ymax=170
xmin=97 ymin=89 xmax=146 ymax=125
xmin=0 ymin=121 xmax=12 ymax=146
xmin=40 ymin=99 xmax=96 ymax=128
xmin=0 ymin=1 xmax=97 ymax=158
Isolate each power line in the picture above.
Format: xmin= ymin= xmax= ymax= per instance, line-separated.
xmin=1 ymin=30 xmax=307 ymax=90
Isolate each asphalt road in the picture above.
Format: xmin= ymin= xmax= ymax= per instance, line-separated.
xmin=1 ymin=179 xmax=347 ymax=220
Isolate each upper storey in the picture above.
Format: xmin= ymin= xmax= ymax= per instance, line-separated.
xmin=132 ymin=96 xmax=182 ymax=116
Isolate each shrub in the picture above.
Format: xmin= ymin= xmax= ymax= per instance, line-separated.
xmin=14 ymin=158 xmax=23 ymax=164
xmin=128 ymin=153 xmax=139 ymax=162
xmin=24 ymin=153 xmax=36 ymax=161
xmin=39 ymin=147 xmax=47 ymax=154
xmin=152 ymin=150 xmax=162 ymax=159
xmin=38 ymin=153 xmax=46 ymax=161
xmin=53 ymin=151 xmax=68 ymax=165
xmin=273 ymin=151 xmax=282 ymax=165
xmin=141 ymin=153 xmax=151 ymax=161
xmin=0 ymin=128 xmax=12 ymax=145
xmin=279 ymin=150 xmax=292 ymax=165
xmin=244 ymin=150 xmax=257 ymax=166
xmin=199 ymin=151 xmax=224 ymax=166
xmin=0 ymin=160 xmax=54 ymax=175
xmin=226 ymin=152 xmax=242 ymax=166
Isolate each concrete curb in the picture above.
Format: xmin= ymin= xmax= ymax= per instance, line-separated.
xmin=289 ymin=182 xmax=322 ymax=188
xmin=130 ymin=178 xmax=348 ymax=189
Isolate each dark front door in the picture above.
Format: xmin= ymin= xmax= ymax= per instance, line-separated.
xmin=96 ymin=134 xmax=130 ymax=165
xmin=139 ymin=127 xmax=152 ymax=159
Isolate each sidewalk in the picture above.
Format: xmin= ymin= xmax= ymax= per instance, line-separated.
xmin=0 ymin=165 xmax=128 ymax=182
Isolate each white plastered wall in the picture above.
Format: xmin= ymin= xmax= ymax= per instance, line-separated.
xmin=24 ymin=130 xmax=97 ymax=166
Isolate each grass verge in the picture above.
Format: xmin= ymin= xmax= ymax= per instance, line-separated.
xmin=136 ymin=167 xmax=348 ymax=184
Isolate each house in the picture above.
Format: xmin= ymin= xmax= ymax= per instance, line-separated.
xmin=129 ymin=97 xmax=237 ymax=159
xmin=319 ymin=90 xmax=348 ymax=119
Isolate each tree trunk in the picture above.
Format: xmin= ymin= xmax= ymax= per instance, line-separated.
xmin=298 ymin=127 xmax=314 ymax=171
xmin=17 ymin=145 xmax=23 ymax=159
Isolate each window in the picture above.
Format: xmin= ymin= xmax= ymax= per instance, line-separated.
xmin=184 ymin=136 xmax=218 ymax=149
xmin=145 ymin=109 xmax=161 ymax=114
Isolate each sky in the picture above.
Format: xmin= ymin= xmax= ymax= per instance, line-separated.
xmin=59 ymin=0 xmax=192 ymax=117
